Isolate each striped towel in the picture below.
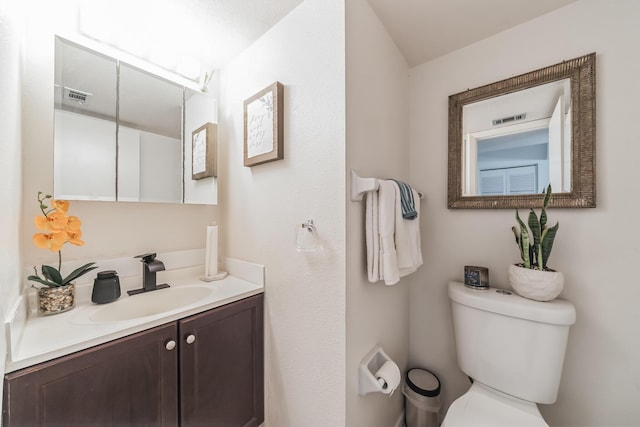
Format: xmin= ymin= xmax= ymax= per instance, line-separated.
xmin=391 ymin=179 xmax=417 ymax=220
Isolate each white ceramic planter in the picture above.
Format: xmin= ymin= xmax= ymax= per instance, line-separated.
xmin=508 ymin=264 xmax=564 ymax=302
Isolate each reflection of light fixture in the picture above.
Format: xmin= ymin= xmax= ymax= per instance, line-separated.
xmin=117 ymin=37 xmax=149 ymax=59
xmin=78 ymin=3 xmax=205 ymax=84
xmin=150 ymin=46 xmax=178 ymax=71
xmin=177 ymin=56 xmax=202 ymax=81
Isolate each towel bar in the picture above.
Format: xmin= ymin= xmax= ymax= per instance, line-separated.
xmin=350 ymin=170 xmax=423 ymax=202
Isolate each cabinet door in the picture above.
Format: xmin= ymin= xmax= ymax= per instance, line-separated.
xmin=179 ymin=294 xmax=264 ymax=427
xmin=3 ymin=323 xmax=179 ymax=427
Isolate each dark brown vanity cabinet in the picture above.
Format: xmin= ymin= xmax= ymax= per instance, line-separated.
xmin=3 ymin=323 xmax=178 ymax=426
xmin=179 ymin=294 xmax=264 ymax=427
xmin=2 ymin=293 xmax=264 ymax=427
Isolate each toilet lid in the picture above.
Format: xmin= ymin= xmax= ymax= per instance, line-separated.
xmin=442 ymin=383 xmax=549 ymax=427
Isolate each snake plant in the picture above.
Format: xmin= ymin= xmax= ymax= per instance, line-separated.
xmin=511 ymin=185 xmax=559 ymax=271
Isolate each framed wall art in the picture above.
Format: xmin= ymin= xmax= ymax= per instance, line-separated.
xmin=244 ymin=82 xmax=283 ymax=167
xmin=192 ymin=122 xmax=217 ymax=180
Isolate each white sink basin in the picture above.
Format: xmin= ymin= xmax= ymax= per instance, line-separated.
xmin=88 ymin=285 xmax=213 ymax=323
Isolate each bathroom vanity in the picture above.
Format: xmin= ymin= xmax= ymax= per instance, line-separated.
xmin=2 ymin=257 xmax=265 ymax=427
xmin=3 ymin=293 xmax=263 ymax=426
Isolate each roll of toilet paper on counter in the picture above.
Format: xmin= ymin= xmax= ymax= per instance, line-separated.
xmin=375 ymin=360 xmax=401 ymax=395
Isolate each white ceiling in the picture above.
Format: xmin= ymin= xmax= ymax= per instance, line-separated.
xmin=185 ymin=0 xmax=578 ymax=69
xmin=76 ymin=0 xmax=579 ymax=74
xmin=365 ymin=0 xmax=578 ymax=67
xmin=161 ymin=0 xmax=306 ymax=70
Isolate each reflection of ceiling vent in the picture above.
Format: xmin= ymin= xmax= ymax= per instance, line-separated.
xmin=492 ymin=113 xmax=526 ymax=126
xmin=63 ymin=87 xmax=92 ymax=104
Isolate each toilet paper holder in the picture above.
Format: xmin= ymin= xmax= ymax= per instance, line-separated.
xmin=358 ymin=346 xmax=400 ymax=396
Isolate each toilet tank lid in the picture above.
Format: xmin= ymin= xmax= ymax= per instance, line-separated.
xmin=448 ymin=281 xmax=576 ymax=325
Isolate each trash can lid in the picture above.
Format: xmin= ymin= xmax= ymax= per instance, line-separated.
xmin=406 ymin=368 xmax=441 ymax=397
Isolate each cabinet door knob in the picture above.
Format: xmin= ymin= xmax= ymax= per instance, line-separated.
xmin=165 ymin=340 xmax=176 ymax=351
xmin=185 ymin=334 xmax=196 ymax=344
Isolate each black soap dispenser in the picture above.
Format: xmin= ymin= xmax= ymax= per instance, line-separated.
xmin=91 ymin=270 xmax=121 ymax=304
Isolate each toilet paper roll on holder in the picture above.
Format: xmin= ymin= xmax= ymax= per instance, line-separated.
xmin=358 ymin=346 xmax=401 ymax=396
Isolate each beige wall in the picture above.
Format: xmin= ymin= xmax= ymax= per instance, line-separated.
xmin=0 ymin=3 xmax=24 ymax=416
xmin=0 ymin=2 xmax=23 ymax=320
xmin=218 ymin=0 xmax=347 ymax=425
xmin=345 ymin=0 xmax=411 ymax=425
xmin=408 ymin=1 xmax=640 ymax=425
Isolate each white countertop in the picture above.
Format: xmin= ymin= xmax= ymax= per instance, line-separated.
xmin=6 ymin=271 xmax=264 ymax=373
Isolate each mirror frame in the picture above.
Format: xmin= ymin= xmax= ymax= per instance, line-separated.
xmin=447 ymin=52 xmax=596 ymax=209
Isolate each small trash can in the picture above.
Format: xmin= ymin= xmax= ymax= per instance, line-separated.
xmin=403 ymin=368 xmax=441 ymax=427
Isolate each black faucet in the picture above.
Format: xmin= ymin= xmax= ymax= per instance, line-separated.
xmin=127 ymin=253 xmax=170 ymax=296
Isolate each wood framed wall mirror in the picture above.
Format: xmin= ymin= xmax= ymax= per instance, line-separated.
xmin=447 ymin=53 xmax=596 ymax=209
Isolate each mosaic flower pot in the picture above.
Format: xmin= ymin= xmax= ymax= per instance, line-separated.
xmin=37 ymin=283 xmax=75 ymax=315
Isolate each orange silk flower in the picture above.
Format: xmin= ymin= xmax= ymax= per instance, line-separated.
xmin=33 ymin=231 xmax=68 ymax=252
xmin=34 ymin=211 xmax=69 ymax=232
xmin=51 ymin=199 xmax=69 ymax=213
xmin=66 ymin=215 xmax=82 ymax=232
xmin=66 ymin=229 xmax=85 ymax=246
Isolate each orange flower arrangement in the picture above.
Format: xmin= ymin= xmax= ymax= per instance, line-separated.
xmin=28 ymin=192 xmax=97 ymax=288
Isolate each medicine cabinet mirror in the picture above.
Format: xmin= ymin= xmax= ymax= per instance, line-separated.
xmin=447 ymin=53 xmax=595 ymax=209
xmin=54 ymin=36 xmax=217 ymax=205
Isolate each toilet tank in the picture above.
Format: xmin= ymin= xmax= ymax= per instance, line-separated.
xmin=448 ymin=281 xmax=576 ymax=404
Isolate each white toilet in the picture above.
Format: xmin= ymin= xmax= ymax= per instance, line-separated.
xmin=442 ymin=281 xmax=576 ymax=427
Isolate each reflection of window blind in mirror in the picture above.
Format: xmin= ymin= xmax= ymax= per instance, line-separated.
xmin=479 ymin=165 xmax=537 ymax=196
xmin=479 ymin=171 xmax=505 ymax=196
xmin=508 ymin=166 xmax=537 ymax=194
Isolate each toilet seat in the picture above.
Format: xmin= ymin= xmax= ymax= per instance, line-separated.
xmin=441 ymin=382 xmax=549 ymax=427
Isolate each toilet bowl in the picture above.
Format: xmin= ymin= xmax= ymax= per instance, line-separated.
xmin=442 ymin=382 xmax=547 ymax=427
xmin=442 ymin=281 xmax=576 ymax=426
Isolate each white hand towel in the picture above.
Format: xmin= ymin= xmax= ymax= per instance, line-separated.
xmin=378 ymin=180 xmax=400 ymax=285
xmin=365 ymin=189 xmax=380 ymax=283
xmin=365 ymin=180 xmax=423 ymax=285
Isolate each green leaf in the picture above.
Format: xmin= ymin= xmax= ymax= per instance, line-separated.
xmin=543 ymin=184 xmax=552 ymax=209
xmin=541 ymin=222 xmax=559 ymax=269
xmin=27 ymin=275 xmax=61 ymax=287
xmin=540 ymin=186 xmax=551 ymax=233
xmin=62 ymin=262 xmax=99 ymax=285
xmin=511 ymin=226 xmax=520 ymax=245
xmin=41 ymin=265 xmax=63 ymax=285
xmin=511 ymin=226 xmax=523 ymax=262
xmin=528 ymin=209 xmax=542 ymax=248
xmin=521 ymin=228 xmax=531 ymax=269
xmin=528 ymin=209 xmax=543 ymax=269
xmin=516 ymin=210 xmax=531 ymax=268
